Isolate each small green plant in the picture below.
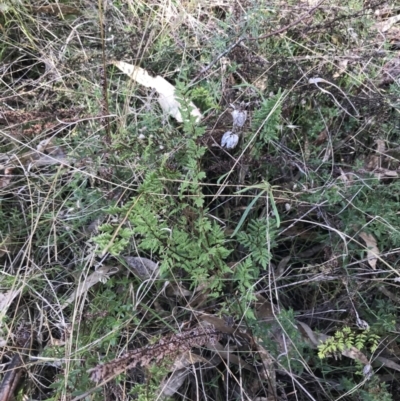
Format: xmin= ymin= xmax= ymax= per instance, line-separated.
xmin=131 ymin=362 xmax=172 ymax=401
xmin=94 ymin=92 xmax=234 ymax=295
xmin=340 ymin=376 xmax=393 ymax=401
xmin=251 ymin=89 xmax=283 ymax=154
xmin=318 ymin=327 xmax=380 ymax=359
xmin=189 ymin=85 xmax=218 ymax=112
xmin=236 ymin=218 xmax=277 ymax=268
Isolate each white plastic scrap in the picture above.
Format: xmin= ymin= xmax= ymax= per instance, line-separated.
xmin=231 ymin=109 xmax=247 ymax=128
xmin=363 ymin=364 xmax=373 ymax=380
xmin=221 ymin=131 xmax=239 ymax=149
xmin=112 ymin=60 xmax=202 ymax=123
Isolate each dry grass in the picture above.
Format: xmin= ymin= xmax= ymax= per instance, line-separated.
xmin=1 ymin=0 xmax=400 ymax=400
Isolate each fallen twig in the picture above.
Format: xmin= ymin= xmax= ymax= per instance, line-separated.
xmin=0 ymin=338 xmax=31 ymax=401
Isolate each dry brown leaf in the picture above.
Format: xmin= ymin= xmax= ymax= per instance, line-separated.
xmin=0 ymin=288 xmax=22 ymax=347
xmin=333 ymin=59 xmax=349 ymax=78
xmin=199 ymin=315 xmax=257 ymax=371
xmin=254 ymin=76 xmax=268 ymax=91
xmin=204 ymin=340 xmax=256 ymax=372
xmin=297 ymin=321 xmax=369 ymax=365
xmin=112 ymin=61 xmax=202 ymax=123
xmin=61 ymin=265 xmax=119 ymax=309
xmin=199 ymin=314 xmax=253 ymax=339
xmin=123 ymin=256 xmax=159 ymax=280
xmin=0 ymin=138 xmax=68 ymax=171
xmin=276 ymin=255 xmax=291 ymax=278
xmin=158 ymin=352 xmax=207 ymax=399
xmin=29 ymin=4 xmax=80 ymax=17
xmin=0 ymin=348 xmax=28 ymax=401
xmin=299 ymin=0 xmax=323 ymax=5
xmin=365 ymin=139 xmax=386 ymax=171
xmin=379 ymin=54 xmax=400 ymax=86
xmin=254 ymin=342 xmax=277 ymax=398
xmin=375 ymin=14 xmax=400 ymax=33
xmin=0 ymin=235 xmax=12 ymax=256
xmin=254 ymin=294 xmax=275 ymax=322
xmin=0 ymin=288 xmax=21 ymax=316
xmin=383 ymin=170 xmax=398 ymax=177
xmin=159 ymin=369 xmax=189 ymax=399
xmin=338 ymin=168 xmax=351 ymax=187
xmin=313 ymin=129 xmax=328 ymax=146
xmin=359 ymin=232 xmax=379 ymax=270
xmin=376 ymin=139 xmax=386 ymax=154
xmin=171 ymin=351 xmax=206 ymax=371
xmin=0 ymin=167 xmax=13 ymax=189
xmin=373 ymin=169 xmax=398 ymax=180
xmin=375 ymin=356 xmax=400 ymax=372
xmin=163 ymin=281 xmax=192 ymax=297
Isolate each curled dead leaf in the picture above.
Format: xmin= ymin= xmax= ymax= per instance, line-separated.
xmin=0 ymin=167 xmax=13 ymax=189
xmin=123 ymin=256 xmax=158 ymax=280
xmin=61 ymin=265 xmax=119 ymax=309
xmin=333 ymin=59 xmax=349 ymax=78
xmin=375 ymin=139 xmax=386 ymax=154
xmin=359 ymin=232 xmax=379 ymax=270
xmin=375 ymin=14 xmax=400 ymax=33
xmin=159 ymin=352 xmax=207 ymax=399
xmin=0 ymin=287 xmax=22 ymax=346
xmin=0 ymin=288 xmax=21 ymax=317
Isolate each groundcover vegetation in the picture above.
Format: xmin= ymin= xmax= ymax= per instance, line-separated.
xmin=1 ymin=0 xmax=400 ymax=400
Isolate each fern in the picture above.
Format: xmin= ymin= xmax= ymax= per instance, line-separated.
xmin=93 ymin=102 xmax=232 ymax=294
xmin=318 ymin=327 xmax=380 ymax=359
xmin=93 ymin=226 xmax=134 ymax=256
xmin=236 ymin=218 xmax=277 ymax=269
xmin=251 ymin=89 xmax=283 ymax=146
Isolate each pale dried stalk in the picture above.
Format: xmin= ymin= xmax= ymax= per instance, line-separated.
xmin=88 ymin=326 xmax=222 ymax=383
